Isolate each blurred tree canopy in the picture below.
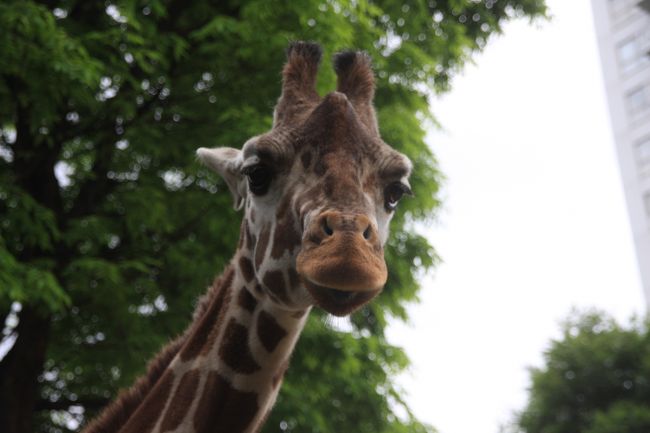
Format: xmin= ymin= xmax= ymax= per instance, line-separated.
xmin=0 ymin=0 xmax=546 ymax=432
xmin=510 ymin=311 xmax=650 ymax=433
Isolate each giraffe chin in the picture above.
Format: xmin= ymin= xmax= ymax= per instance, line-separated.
xmin=302 ymin=279 xmax=381 ymax=316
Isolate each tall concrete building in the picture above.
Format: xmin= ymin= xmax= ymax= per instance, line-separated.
xmin=591 ymin=0 xmax=650 ymax=304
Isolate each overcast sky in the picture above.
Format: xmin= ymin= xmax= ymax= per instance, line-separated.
xmin=386 ymin=1 xmax=646 ymax=432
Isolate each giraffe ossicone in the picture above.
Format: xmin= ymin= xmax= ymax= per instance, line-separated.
xmin=84 ymin=41 xmax=413 ymax=433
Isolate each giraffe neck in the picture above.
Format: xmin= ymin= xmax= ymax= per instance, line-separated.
xmin=117 ymin=259 xmax=310 ymax=433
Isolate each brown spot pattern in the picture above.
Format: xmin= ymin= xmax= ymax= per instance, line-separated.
xmin=363 ymin=173 xmax=379 ymax=191
xmin=193 ymin=371 xmax=259 ymax=433
xmin=275 ymin=192 xmax=292 ymax=222
xmin=237 ymin=286 xmax=257 ymax=312
xmin=219 ymin=319 xmax=261 ymax=374
xmin=323 ymin=174 xmax=337 ymax=198
xmin=301 ymin=151 xmax=312 ymax=169
xmin=257 ymin=310 xmax=288 ymax=353
xmin=270 ymin=216 xmax=301 ymax=259
xmin=255 ymin=224 xmax=271 ymax=269
xmin=159 ymin=369 xmax=200 ymax=432
xmin=262 ymin=270 xmax=289 ymax=303
xmin=238 ymin=256 xmax=255 ymax=283
xmin=314 ymin=158 xmax=326 ymax=176
xmin=119 ymin=370 xmax=175 ymax=433
xmin=180 ymin=268 xmax=233 ymax=361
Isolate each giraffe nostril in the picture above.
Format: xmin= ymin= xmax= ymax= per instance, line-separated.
xmin=322 ymin=218 xmax=334 ymax=236
xmin=363 ymin=225 xmax=372 ymax=240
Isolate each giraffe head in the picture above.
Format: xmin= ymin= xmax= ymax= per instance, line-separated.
xmin=198 ymin=42 xmax=412 ymax=316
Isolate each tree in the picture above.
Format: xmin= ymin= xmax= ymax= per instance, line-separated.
xmin=0 ymin=1 xmax=547 ymax=432
xmin=511 ymin=311 xmax=650 ymax=433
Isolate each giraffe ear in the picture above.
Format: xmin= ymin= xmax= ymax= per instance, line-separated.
xmin=196 ymin=147 xmax=247 ymax=210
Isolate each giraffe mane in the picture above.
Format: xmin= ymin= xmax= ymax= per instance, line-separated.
xmin=81 ymin=274 xmax=228 ymax=433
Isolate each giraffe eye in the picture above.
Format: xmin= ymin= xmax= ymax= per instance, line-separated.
xmin=384 ymin=182 xmax=411 ymax=212
xmin=243 ymin=164 xmax=273 ymax=195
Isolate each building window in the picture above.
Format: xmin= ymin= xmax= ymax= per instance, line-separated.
xmin=639 ymin=0 xmax=650 ymax=14
xmin=626 ymin=86 xmax=649 ymax=115
xmin=638 ymin=136 xmax=650 ymax=164
xmin=617 ymin=37 xmax=640 ymax=71
xmin=608 ymin=0 xmax=632 ymax=17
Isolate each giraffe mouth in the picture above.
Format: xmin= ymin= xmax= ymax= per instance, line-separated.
xmin=302 ymin=279 xmax=380 ymax=316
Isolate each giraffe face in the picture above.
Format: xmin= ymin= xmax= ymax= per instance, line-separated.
xmin=197 ymin=42 xmax=412 ymax=316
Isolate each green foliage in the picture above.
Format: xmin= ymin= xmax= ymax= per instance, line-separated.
xmin=0 ymin=0 xmax=546 ymax=432
xmin=587 ymin=401 xmax=650 ymax=433
xmin=269 ymin=319 xmax=430 ymax=433
xmin=0 ymin=184 xmax=70 ymax=313
xmin=512 ymin=311 xmax=650 ymax=433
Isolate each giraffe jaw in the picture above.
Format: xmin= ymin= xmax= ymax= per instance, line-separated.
xmin=302 ymin=279 xmax=381 ymax=316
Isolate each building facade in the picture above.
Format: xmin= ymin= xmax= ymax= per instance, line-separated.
xmin=591 ymin=0 xmax=650 ymax=304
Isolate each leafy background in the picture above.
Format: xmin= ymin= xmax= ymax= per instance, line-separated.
xmin=0 ymin=1 xmax=547 ymax=432
xmin=508 ymin=311 xmax=650 ymax=433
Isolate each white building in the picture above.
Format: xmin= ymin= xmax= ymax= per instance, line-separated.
xmin=591 ymin=0 xmax=650 ymax=304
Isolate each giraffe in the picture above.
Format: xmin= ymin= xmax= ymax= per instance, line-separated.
xmin=82 ymin=41 xmax=413 ymax=433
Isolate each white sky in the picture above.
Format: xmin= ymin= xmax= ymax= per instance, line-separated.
xmin=386 ymin=1 xmax=646 ymax=432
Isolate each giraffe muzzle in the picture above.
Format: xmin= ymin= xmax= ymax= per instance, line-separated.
xmin=296 ymin=211 xmax=388 ymax=315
